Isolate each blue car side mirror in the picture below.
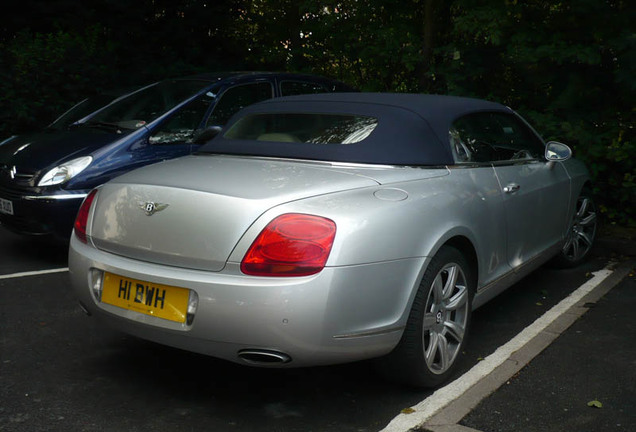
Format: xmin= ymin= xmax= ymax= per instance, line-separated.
xmin=192 ymin=126 xmax=222 ymax=144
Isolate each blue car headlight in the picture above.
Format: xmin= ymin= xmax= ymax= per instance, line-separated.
xmin=38 ymin=156 xmax=93 ymax=186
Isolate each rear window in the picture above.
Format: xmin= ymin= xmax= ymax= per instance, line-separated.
xmin=223 ymin=113 xmax=378 ymax=145
xmin=199 ymin=98 xmax=455 ymax=166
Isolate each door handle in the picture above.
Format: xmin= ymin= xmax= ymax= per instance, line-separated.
xmin=503 ymin=183 xmax=521 ymax=193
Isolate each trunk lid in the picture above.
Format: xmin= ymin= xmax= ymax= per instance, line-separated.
xmin=89 ymin=155 xmax=384 ymax=271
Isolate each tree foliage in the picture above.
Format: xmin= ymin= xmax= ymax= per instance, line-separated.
xmin=0 ymin=0 xmax=634 ymax=225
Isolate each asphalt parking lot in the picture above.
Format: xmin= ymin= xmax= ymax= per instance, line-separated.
xmin=1 ymin=227 xmax=634 ymax=432
xmin=459 ymin=269 xmax=636 ymax=432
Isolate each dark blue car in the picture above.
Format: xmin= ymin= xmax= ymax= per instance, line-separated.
xmin=0 ymin=72 xmax=354 ymax=240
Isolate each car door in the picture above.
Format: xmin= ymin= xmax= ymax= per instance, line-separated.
xmin=145 ymin=90 xmax=217 ymax=156
xmin=452 ymin=112 xmax=570 ymax=268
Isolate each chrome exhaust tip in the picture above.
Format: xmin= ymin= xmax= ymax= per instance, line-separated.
xmin=237 ymin=349 xmax=291 ymax=365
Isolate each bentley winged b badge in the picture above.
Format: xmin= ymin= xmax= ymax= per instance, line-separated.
xmin=139 ymin=201 xmax=169 ymax=216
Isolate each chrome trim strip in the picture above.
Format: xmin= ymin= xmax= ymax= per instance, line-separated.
xmin=450 ymin=158 xmax=543 ymax=169
xmin=210 ymin=154 xmax=401 ymax=169
xmin=490 ymin=158 xmax=542 ymax=167
xmin=203 ymin=154 xmax=450 ymax=171
xmin=24 ymin=193 xmax=88 ymax=201
xmin=333 ymin=325 xmax=404 ymax=339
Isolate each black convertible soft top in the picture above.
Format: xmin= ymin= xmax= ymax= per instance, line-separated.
xmin=200 ymin=93 xmax=513 ymax=166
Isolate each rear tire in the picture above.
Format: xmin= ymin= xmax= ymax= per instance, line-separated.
xmin=381 ymin=245 xmax=474 ymax=388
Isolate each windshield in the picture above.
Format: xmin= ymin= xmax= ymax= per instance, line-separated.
xmin=48 ymin=94 xmax=124 ymax=130
xmin=85 ymin=79 xmax=212 ymax=131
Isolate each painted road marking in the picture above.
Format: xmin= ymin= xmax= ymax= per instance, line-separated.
xmin=0 ymin=268 xmax=69 ymax=280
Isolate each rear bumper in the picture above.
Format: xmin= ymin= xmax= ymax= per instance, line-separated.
xmin=69 ymin=236 xmax=427 ymax=367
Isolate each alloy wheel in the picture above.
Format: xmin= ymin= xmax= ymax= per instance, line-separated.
xmin=422 ymin=262 xmax=470 ymax=375
xmin=562 ymin=194 xmax=597 ymax=263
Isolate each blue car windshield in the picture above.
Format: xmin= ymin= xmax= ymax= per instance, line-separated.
xmin=49 ymin=93 xmax=126 ymax=130
xmin=84 ymin=79 xmax=212 ymax=131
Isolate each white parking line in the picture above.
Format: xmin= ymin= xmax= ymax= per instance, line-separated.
xmin=0 ymin=268 xmax=69 ymax=280
xmin=380 ymin=266 xmax=615 ymax=432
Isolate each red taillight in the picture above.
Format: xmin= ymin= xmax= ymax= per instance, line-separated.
xmin=74 ymin=189 xmax=98 ymax=243
xmin=241 ymin=213 xmax=337 ymax=277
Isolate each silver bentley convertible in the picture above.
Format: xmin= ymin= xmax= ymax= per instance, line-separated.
xmin=69 ymin=93 xmax=597 ymax=387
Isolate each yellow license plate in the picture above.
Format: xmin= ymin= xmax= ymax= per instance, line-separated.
xmin=101 ymin=272 xmax=190 ymax=323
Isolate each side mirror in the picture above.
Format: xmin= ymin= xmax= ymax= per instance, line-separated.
xmin=545 ymin=141 xmax=572 ymax=162
xmin=192 ymin=126 xmax=222 ymax=144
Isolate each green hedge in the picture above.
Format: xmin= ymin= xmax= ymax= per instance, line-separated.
xmin=0 ymin=1 xmax=633 ymax=226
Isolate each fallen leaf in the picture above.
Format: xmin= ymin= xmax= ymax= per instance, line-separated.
xmin=401 ymin=408 xmax=416 ymax=414
xmin=587 ymin=400 xmax=603 ymax=408
xmin=536 ymin=302 xmax=543 ymax=306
